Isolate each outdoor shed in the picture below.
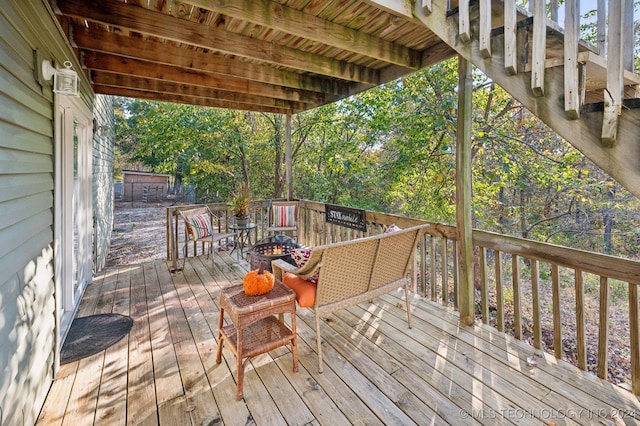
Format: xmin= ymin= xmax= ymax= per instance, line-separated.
xmin=121 ymin=170 xmax=170 ymax=202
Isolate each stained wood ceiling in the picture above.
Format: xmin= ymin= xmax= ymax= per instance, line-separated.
xmin=50 ymin=0 xmax=456 ymax=114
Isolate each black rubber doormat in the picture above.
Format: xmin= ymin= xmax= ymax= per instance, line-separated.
xmin=60 ymin=313 xmax=134 ymax=364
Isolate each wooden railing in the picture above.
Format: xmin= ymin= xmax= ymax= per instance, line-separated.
xmin=166 ymin=200 xmax=272 ymax=266
xmin=453 ymin=0 xmax=638 ymax=143
xmin=166 ymin=199 xmax=640 ymax=395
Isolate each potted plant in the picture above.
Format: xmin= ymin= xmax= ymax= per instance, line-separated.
xmin=230 ymin=182 xmax=251 ymax=226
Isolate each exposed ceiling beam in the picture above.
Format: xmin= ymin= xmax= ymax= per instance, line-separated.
xmin=81 ymin=51 xmax=327 ymax=104
xmin=71 ymin=27 xmax=356 ymax=95
xmin=94 ymin=84 xmax=290 ymax=114
xmin=55 ymin=0 xmax=383 ymax=84
xmin=90 ymin=71 xmax=308 ymax=111
xmin=360 ymin=0 xmax=416 ymax=20
xmin=329 ymin=40 xmax=457 ymax=106
xmin=185 ymin=0 xmax=420 ymax=69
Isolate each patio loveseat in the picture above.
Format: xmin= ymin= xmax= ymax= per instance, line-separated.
xmin=271 ymin=223 xmax=430 ymax=372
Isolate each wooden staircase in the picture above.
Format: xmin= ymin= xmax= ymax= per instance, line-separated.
xmin=410 ymin=0 xmax=640 ymax=198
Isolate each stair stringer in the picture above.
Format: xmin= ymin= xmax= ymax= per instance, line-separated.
xmin=413 ymin=3 xmax=640 ymax=199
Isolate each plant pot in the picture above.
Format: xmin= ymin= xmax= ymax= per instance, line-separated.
xmin=235 ymin=216 xmax=249 ymax=227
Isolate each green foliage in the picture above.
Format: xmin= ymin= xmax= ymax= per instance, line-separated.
xmin=114 ymin=54 xmax=640 ymax=260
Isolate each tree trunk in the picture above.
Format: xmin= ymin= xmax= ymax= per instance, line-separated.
xmin=520 ymin=188 xmax=528 ymax=239
xmin=273 ymin=115 xmax=284 ymax=198
xmin=603 ymin=184 xmax=614 ymax=254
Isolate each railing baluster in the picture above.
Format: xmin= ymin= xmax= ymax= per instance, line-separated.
xmin=550 ymin=0 xmax=559 ymax=22
xmin=480 ymin=247 xmax=488 ymax=323
xmin=602 ymin=0 xmax=624 ymax=145
xmin=512 ymin=255 xmax=521 ymax=339
xmin=531 ymin=259 xmax=541 ymax=349
xmin=597 ymin=276 xmax=610 ymax=379
xmin=479 ymin=0 xmax=492 ymax=57
xmin=452 ymin=239 xmax=458 ymax=308
xmin=630 ymin=283 xmax=640 ymax=395
xmin=495 ymin=250 xmax=504 ymax=332
xmin=420 ymin=234 xmax=428 ymax=297
xmin=504 ymin=0 xmax=517 ymax=75
xmin=552 ymin=264 xmax=562 ymax=358
xmin=459 ymin=0 xmax=471 ymax=42
xmin=442 ymin=238 xmax=449 ymax=305
xmin=531 ymin=0 xmax=547 ymax=96
xmin=430 ymin=236 xmax=437 ymax=301
xmin=564 ymin=0 xmax=580 ymax=119
xmin=597 ymin=0 xmax=606 ymax=55
xmin=575 ymin=269 xmax=586 ymax=370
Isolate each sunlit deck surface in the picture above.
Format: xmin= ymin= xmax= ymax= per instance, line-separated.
xmin=37 ymin=252 xmax=640 ymax=425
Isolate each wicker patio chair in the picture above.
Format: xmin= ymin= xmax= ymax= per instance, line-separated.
xmin=178 ymin=206 xmax=236 ymax=271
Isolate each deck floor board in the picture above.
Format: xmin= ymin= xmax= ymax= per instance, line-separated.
xmin=36 ymin=253 xmax=640 ymax=425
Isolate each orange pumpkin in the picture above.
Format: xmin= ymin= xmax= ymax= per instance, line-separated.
xmin=243 ymin=261 xmax=275 ymax=296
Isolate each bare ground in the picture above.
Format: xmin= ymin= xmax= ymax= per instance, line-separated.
xmin=105 ymin=202 xmax=633 ymax=389
xmin=105 ymin=201 xmax=175 ymax=267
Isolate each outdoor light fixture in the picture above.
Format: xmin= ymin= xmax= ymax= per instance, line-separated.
xmin=42 ymin=59 xmax=79 ymax=96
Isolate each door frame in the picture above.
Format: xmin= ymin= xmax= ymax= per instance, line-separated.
xmin=53 ymin=94 xmax=93 ymax=371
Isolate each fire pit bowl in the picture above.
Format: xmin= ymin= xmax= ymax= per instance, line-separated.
xmin=249 ymin=235 xmax=300 ymax=272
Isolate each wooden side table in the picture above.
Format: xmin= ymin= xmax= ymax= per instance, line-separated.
xmin=215 ymin=280 xmax=298 ymax=400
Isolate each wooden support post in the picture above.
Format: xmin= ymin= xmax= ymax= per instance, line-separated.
xmin=531 ymin=0 xmax=546 ymax=96
xmin=456 ymin=56 xmax=474 ymax=326
xmin=285 ymin=111 xmax=293 ymax=200
xmin=504 ymin=0 xmax=517 ymax=75
xmin=564 ymin=0 xmax=580 ymax=119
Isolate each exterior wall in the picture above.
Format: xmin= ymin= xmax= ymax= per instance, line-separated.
xmin=93 ymin=95 xmax=115 ymax=272
xmin=0 ymin=1 xmax=101 ymax=425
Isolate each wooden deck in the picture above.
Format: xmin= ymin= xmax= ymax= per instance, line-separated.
xmin=36 ymin=252 xmax=640 ymax=426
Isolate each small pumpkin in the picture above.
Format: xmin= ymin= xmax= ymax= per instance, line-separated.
xmin=243 ymin=261 xmax=275 ymax=296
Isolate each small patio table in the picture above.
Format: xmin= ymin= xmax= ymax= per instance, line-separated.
xmin=229 ymin=222 xmax=257 ymax=260
xmin=216 ymin=280 xmax=298 ymax=400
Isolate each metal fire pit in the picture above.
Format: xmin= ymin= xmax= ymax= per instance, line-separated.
xmin=249 ymin=235 xmax=300 ymax=272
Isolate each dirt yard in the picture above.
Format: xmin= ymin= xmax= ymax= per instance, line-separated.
xmin=105 ymin=201 xmax=175 ymax=267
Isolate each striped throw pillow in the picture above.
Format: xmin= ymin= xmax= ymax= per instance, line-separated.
xmin=187 ymin=213 xmax=212 ymax=240
xmin=273 ymin=205 xmax=296 ymax=227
